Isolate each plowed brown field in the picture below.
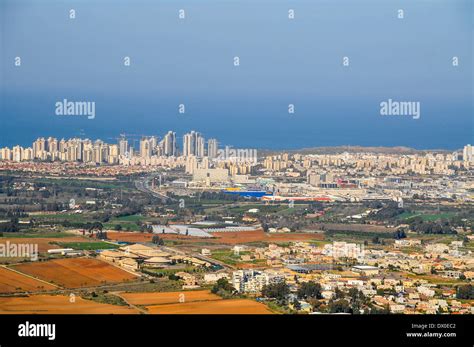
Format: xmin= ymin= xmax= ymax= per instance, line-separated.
xmin=146 ymin=298 xmax=273 ymax=314
xmin=0 ymin=267 xmax=56 ymax=293
xmin=120 ymin=290 xmax=221 ymax=306
xmin=12 ymin=258 xmax=137 ymax=288
xmin=0 ymin=295 xmax=139 ymax=314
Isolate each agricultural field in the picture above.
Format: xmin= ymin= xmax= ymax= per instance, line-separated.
xmin=120 ymin=290 xmax=274 ymax=314
xmin=1 ymin=232 xmax=77 ymax=239
xmin=119 ymin=290 xmax=220 ymax=306
xmin=146 ymin=298 xmax=273 ymax=314
xmin=0 ymin=294 xmax=139 ymax=314
xmin=12 ymin=258 xmax=138 ymax=288
xmin=0 ymin=236 xmax=92 ymax=252
xmin=106 ymin=229 xmax=324 ymax=245
xmin=0 ymin=267 xmax=57 ymax=293
xmin=55 ymin=241 xmax=120 ymax=250
xmin=397 ymin=211 xmax=457 ymax=221
xmin=210 ymin=230 xmax=324 ymax=244
xmin=209 ymin=249 xmax=266 ymax=268
xmin=107 ymin=231 xmax=154 ymax=243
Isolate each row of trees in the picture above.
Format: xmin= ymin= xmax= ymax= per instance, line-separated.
xmin=260 ymin=281 xmax=390 ymax=314
xmin=409 ymin=218 xmax=456 ymax=235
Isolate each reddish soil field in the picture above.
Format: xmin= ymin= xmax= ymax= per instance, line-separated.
xmin=120 ymin=290 xmax=221 ymax=306
xmin=146 ymin=298 xmax=273 ymax=314
xmin=107 ymin=232 xmax=155 ymax=243
xmin=0 ymin=267 xmax=56 ymax=293
xmin=0 ymin=295 xmax=139 ymax=314
xmin=12 ymin=258 xmax=137 ymax=288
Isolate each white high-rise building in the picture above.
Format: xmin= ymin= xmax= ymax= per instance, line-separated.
xmin=207 ymin=138 xmax=218 ymax=159
xmin=463 ymin=144 xmax=473 ymax=162
xmin=140 ymin=137 xmax=152 ymax=158
xmin=196 ymin=135 xmax=205 ymax=158
xmin=119 ymin=137 xmax=128 ymax=156
xmin=183 ymin=131 xmax=204 ymax=157
xmin=163 ymin=131 xmax=177 ymax=156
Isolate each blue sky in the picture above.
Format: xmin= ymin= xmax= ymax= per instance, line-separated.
xmin=0 ymin=0 xmax=472 ymax=149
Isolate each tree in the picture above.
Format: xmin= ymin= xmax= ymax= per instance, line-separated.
xmin=152 ymin=235 xmax=164 ymax=245
xmin=291 ymin=298 xmax=301 ymax=311
xmin=211 ymin=278 xmax=235 ymax=296
xmin=261 ymin=282 xmax=290 ymax=302
xmin=0 ymin=218 xmax=19 ymax=233
xmin=394 ymin=229 xmax=406 ymax=240
xmin=95 ymin=230 xmax=108 ymax=240
xmin=297 ymin=281 xmax=322 ymax=300
xmin=334 ymin=287 xmax=345 ymax=299
xmin=456 ymin=285 xmax=474 ymax=299
xmin=328 ymin=299 xmax=351 ymax=313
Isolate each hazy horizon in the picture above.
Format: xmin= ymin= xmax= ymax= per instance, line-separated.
xmin=1 ymin=0 xmax=472 ymax=150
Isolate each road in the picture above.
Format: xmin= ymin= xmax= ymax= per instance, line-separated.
xmin=135 ymin=174 xmax=175 ymax=202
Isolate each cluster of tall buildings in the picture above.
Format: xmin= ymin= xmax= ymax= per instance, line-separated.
xmin=0 ymin=131 xmax=220 ymax=164
xmin=136 ymin=131 xmax=179 ymax=158
xmin=0 ymin=137 xmax=119 ymax=164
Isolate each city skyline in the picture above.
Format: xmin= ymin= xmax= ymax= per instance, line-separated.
xmin=1 ymin=130 xmax=473 ymax=163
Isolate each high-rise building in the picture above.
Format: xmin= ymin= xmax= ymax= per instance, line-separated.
xmin=183 ymin=131 xmax=195 ymax=157
xmin=119 ymin=137 xmax=128 ymax=156
xmin=93 ymin=140 xmax=104 ymax=164
xmin=463 ymin=144 xmax=473 ymax=162
xmin=33 ymin=137 xmax=46 ymax=159
xmin=108 ymin=144 xmax=119 ymax=164
xmin=12 ymin=146 xmax=23 ymax=162
xmin=163 ymin=131 xmax=177 ymax=156
xmin=149 ymin=136 xmax=158 ymax=154
xmin=183 ymin=131 xmax=205 ymax=157
xmin=140 ymin=137 xmax=152 ymax=158
xmin=207 ymin=138 xmax=218 ymax=159
xmin=196 ymin=136 xmax=205 ymax=158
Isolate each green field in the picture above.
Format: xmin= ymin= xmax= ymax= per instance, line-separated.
xmin=32 ymin=177 xmax=129 ymax=190
xmin=113 ymin=214 xmax=147 ymax=222
xmin=209 ymin=249 xmax=265 ymax=266
xmin=1 ymin=232 xmax=75 ymax=238
xmin=56 ymin=241 xmax=120 ymax=250
xmin=398 ymin=211 xmax=456 ymax=221
xmin=209 ymin=249 xmax=242 ymax=265
xmin=28 ymin=213 xmax=92 ymax=222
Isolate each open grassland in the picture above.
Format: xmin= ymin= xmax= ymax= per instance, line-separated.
xmin=146 ymin=298 xmax=274 ymax=314
xmin=12 ymin=258 xmax=137 ymax=288
xmin=119 ymin=290 xmax=220 ymax=306
xmin=0 ymin=267 xmax=56 ymax=293
xmin=0 ymin=294 xmax=139 ymax=314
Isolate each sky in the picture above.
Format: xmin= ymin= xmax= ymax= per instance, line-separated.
xmin=0 ymin=0 xmax=472 ymax=150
